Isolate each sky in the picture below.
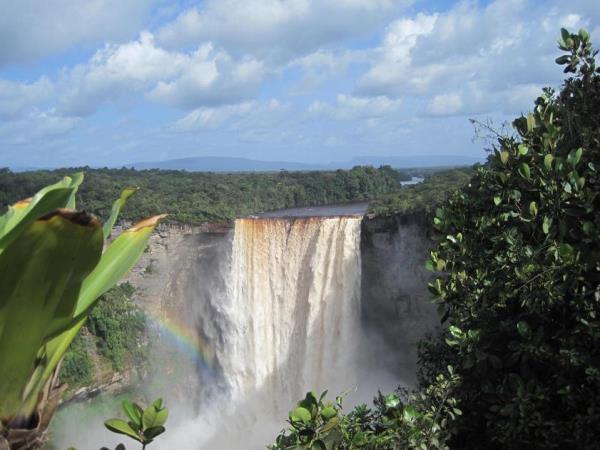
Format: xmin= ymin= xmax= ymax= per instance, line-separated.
xmin=0 ymin=0 xmax=599 ymax=168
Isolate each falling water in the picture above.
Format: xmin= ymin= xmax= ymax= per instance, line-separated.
xmin=222 ymin=217 xmax=363 ymax=407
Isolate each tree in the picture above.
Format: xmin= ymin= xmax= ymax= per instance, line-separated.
xmin=424 ymin=28 xmax=600 ymax=448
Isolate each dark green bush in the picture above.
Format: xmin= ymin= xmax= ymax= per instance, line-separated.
xmin=60 ymin=334 xmax=93 ymax=387
xmin=423 ymin=28 xmax=600 ymax=449
xmin=87 ymin=283 xmax=146 ymax=371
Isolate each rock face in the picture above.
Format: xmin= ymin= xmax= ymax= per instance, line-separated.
xmin=360 ymin=213 xmax=440 ymax=384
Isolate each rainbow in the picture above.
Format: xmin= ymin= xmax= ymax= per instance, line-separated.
xmin=144 ymin=309 xmax=218 ymax=380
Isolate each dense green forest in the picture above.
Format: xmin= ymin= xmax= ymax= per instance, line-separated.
xmin=0 ymin=166 xmax=404 ymax=223
xmin=368 ymin=167 xmax=474 ymax=215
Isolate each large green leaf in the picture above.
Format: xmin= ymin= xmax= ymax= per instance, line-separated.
xmin=0 ymin=173 xmax=84 ymax=253
xmin=20 ymin=317 xmax=86 ymax=417
xmin=0 ymin=211 xmax=102 ymax=420
xmin=102 ymin=187 xmax=139 ymax=240
xmin=46 ymin=214 xmax=166 ymax=338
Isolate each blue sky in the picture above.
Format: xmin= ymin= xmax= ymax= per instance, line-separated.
xmin=0 ymin=0 xmax=598 ymax=168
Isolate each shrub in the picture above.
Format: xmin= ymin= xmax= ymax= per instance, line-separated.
xmin=423 ymin=28 xmax=600 ymax=449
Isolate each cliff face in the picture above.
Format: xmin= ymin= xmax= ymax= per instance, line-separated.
xmin=360 ymin=213 xmax=439 ymax=383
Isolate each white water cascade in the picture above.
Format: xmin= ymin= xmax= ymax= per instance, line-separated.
xmin=223 ymin=216 xmax=363 ymax=406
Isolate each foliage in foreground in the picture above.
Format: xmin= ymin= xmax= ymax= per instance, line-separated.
xmin=102 ymin=398 xmax=168 ymax=450
xmin=422 ymin=28 xmax=600 ymax=448
xmin=270 ymin=367 xmax=460 ymax=450
xmin=0 ymin=174 xmax=162 ymax=449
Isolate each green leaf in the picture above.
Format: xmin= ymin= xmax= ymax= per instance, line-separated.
xmin=568 ymin=148 xmax=583 ymax=167
xmin=103 ymin=187 xmax=139 ymax=240
xmin=122 ymin=400 xmax=142 ymax=426
xmin=500 ymin=151 xmax=509 ymax=165
xmin=518 ymin=163 xmax=531 ymax=179
xmin=542 ymin=216 xmax=552 ymax=234
xmin=544 ymin=154 xmax=554 ymax=170
xmin=517 ymin=321 xmax=530 ymax=338
xmin=449 ymin=326 xmax=463 ymax=338
xmin=142 ymin=403 xmax=169 ymax=429
xmin=561 ymin=28 xmax=570 ymax=43
xmin=526 ymin=114 xmax=535 ymax=132
xmin=494 ymin=196 xmax=502 ymax=206
xmin=143 ymin=425 xmax=166 ymax=441
xmin=517 ymin=144 xmax=529 ymax=156
xmin=290 ymin=406 xmax=312 ymax=424
xmin=529 ymin=201 xmax=538 ymax=217
xmin=555 ymin=55 xmax=570 ymax=65
xmin=321 ymin=406 xmax=337 ymax=420
xmin=0 ymin=173 xmax=84 ymax=253
xmin=558 ymin=243 xmax=574 ymax=261
xmin=105 ymin=419 xmax=141 ymax=442
xmin=403 ymin=406 xmax=419 ymax=422
xmin=0 ymin=211 xmax=103 ymax=418
xmin=311 ymin=440 xmax=326 ymax=450
xmin=579 ymin=28 xmax=590 ymax=42
xmin=425 ymin=259 xmax=435 ymax=271
xmin=384 ymin=394 xmax=400 ymax=409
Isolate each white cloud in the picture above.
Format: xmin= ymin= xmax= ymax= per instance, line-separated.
xmin=149 ymin=48 xmax=264 ymax=109
xmin=0 ymin=77 xmax=53 ymax=119
xmin=172 ymin=99 xmax=289 ymax=133
xmin=309 ymin=94 xmax=401 ymax=120
xmin=59 ymin=33 xmax=264 ymax=116
xmin=173 ymin=102 xmax=254 ymax=131
xmin=0 ymin=0 xmax=152 ymax=66
xmin=427 ymin=92 xmax=463 ymax=116
xmin=0 ymin=109 xmax=78 ymax=144
xmin=357 ymin=0 xmax=600 ymax=116
xmin=156 ymin=0 xmax=409 ymax=62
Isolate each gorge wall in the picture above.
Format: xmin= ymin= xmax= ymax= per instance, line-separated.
xmin=361 ymin=213 xmax=439 ymax=384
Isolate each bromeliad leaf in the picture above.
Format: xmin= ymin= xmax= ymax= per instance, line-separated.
xmin=103 ymin=187 xmax=139 ymax=240
xmin=0 ymin=211 xmax=103 ymax=420
xmin=0 ymin=173 xmax=84 ymax=252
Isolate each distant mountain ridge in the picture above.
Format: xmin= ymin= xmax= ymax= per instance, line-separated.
xmin=130 ymin=156 xmax=321 ymax=172
xmin=128 ymin=155 xmax=482 ymax=172
xmin=5 ymin=154 xmax=483 ymax=172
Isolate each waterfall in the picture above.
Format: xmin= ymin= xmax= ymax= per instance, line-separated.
xmin=218 ymin=216 xmax=363 ymax=410
xmin=160 ymin=216 xmax=366 ymax=449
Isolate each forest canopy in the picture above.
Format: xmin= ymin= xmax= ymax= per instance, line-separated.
xmin=0 ymin=166 xmax=405 ymax=224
